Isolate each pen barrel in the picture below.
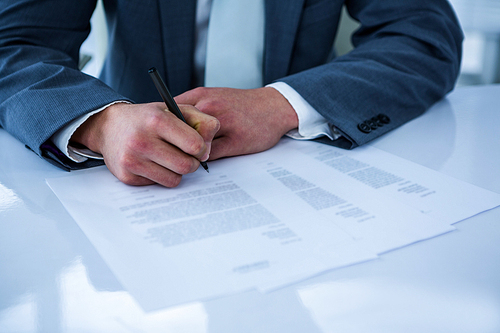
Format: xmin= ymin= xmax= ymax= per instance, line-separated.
xmin=148 ymin=67 xmax=186 ymax=122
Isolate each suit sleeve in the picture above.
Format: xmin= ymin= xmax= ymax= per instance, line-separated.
xmin=0 ymin=0 xmax=129 ymax=168
xmin=279 ymin=0 xmax=463 ymax=148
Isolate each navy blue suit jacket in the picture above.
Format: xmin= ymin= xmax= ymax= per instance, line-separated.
xmin=0 ymin=0 xmax=462 ymax=169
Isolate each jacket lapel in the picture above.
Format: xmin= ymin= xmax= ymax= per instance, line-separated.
xmin=264 ymin=0 xmax=305 ymax=83
xmin=157 ymin=0 xmax=197 ymax=96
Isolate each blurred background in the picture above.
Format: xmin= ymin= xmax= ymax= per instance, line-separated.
xmin=447 ymin=0 xmax=500 ymax=86
xmin=80 ymin=0 xmax=500 ymax=88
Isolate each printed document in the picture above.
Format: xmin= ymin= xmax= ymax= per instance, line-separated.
xmin=46 ymin=138 xmax=500 ymax=310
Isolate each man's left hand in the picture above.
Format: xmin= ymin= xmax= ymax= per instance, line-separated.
xmin=175 ymin=87 xmax=299 ymax=160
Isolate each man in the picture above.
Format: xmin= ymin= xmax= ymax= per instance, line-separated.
xmin=0 ymin=0 xmax=463 ymax=187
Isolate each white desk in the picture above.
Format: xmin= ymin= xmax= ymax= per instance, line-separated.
xmin=1 ymin=85 xmax=499 ymax=333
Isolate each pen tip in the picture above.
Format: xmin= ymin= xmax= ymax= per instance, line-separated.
xmin=201 ymin=161 xmax=209 ymax=173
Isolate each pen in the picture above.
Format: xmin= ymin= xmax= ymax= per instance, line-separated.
xmin=148 ymin=67 xmax=209 ymax=173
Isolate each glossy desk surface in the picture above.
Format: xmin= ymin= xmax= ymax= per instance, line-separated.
xmin=1 ymin=85 xmax=499 ymax=333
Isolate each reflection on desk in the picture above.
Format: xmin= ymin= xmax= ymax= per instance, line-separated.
xmin=1 ymin=84 xmax=500 ymax=333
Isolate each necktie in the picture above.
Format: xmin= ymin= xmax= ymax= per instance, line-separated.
xmin=204 ymin=0 xmax=265 ymax=89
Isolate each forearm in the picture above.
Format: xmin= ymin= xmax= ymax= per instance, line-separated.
xmin=0 ymin=0 xmax=128 ymax=154
xmin=0 ymin=57 xmax=129 ymax=155
xmin=278 ymin=0 xmax=463 ymax=148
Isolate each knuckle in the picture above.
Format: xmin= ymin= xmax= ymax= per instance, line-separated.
xmin=126 ymin=136 xmax=151 ymax=154
xmin=176 ymin=157 xmax=198 ymax=175
xmin=185 ymin=135 xmax=205 ymax=155
xmin=162 ymin=174 xmax=183 ymax=188
xmin=143 ymin=111 xmax=163 ymax=130
xmin=208 ymin=117 xmax=221 ymax=132
xmin=118 ymin=153 xmax=138 ymax=171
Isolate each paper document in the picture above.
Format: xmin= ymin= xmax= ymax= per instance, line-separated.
xmin=252 ymin=141 xmax=455 ymax=255
xmin=47 ymin=158 xmax=375 ymax=311
xmin=46 ymin=138 xmax=500 ymax=311
xmin=288 ymin=140 xmax=500 ymax=224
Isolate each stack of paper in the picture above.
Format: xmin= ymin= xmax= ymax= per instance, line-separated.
xmin=47 ymin=138 xmax=500 ymax=311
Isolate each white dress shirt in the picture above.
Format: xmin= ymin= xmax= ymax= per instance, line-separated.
xmin=51 ymin=0 xmax=338 ymax=162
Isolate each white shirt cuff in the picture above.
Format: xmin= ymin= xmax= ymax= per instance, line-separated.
xmin=50 ymin=101 xmax=130 ymax=163
xmin=266 ymin=82 xmax=341 ymax=141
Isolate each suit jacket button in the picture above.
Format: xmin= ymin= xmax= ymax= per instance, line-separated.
xmin=377 ymin=114 xmax=391 ymax=124
xmin=358 ymin=122 xmax=372 ymax=133
xmin=366 ymin=119 xmax=378 ymax=130
xmin=372 ymin=116 xmax=383 ymax=127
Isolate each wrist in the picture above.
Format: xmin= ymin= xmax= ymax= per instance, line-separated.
xmin=71 ymin=103 xmax=125 ymax=154
xmin=260 ymin=87 xmax=299 ymax=134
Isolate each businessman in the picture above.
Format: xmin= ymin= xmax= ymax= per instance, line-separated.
xmin=0 ymin=0 xmax=463 ymax=187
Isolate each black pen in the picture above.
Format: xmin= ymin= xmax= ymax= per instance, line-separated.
xmin=148 ymin=67 xmax=209 ymax=173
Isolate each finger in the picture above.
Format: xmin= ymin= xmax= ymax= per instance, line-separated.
xmin=174 ymin=87 xmax=206 ymax=105
xmin=118 ymin=125 xmax=200 ymax=176
xmin=112 ymin=152 xmax=186 ymax=188
xmin=143 ymin=138 xmax=201 ymax=175
xmin=111 ymin=172 xmax=156 ymax=186
xmin=154 ymin=110 xmax=209 ymax=161
xmin=181 ymin=104 xmax=220 ymax=136
xmin=133 ymin=161 xmax=184 ymax=188
xmin=175 ymin=88 xmax=227 ymax=118
xmin=181 ymin=105 xmax=220 ymax=160
xmin=105 ymin=157 xmax=157 ymax=187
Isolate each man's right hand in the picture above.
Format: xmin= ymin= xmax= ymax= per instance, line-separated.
xmin=71 ymin=102 xmax=220 ymax=187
